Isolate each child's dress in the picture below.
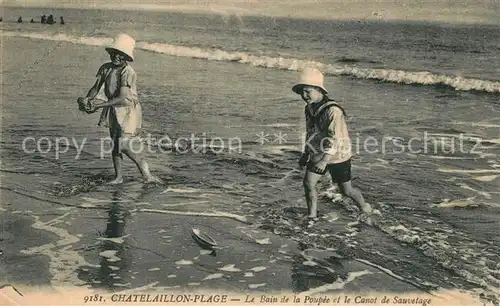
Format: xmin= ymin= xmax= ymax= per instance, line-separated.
xmin=95 ymin=62 xmax=142 ymax=138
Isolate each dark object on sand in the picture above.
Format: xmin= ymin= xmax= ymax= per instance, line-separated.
xmin=0 ymin=18 xmax=3 ymax=22
xmin=60 ymin=16 xmax=65 ymax=25
xmin=30 ymin=18 xmax=35 ymax=23
xmin=17 ymin=16 xmax=22 ymax=23
xmin=191 ymin=228 xmax=218 ymax=250
xmin=47 ymin=14 xmax=55 ymax=24
xmin=41 ymin=15 xmax=46 ymax=24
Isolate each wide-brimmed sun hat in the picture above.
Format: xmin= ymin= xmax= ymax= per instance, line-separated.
xmin=105 ymin=33 xmax=135 ymax=62
xmin=292 ymin=67 xmax=328 ymax=94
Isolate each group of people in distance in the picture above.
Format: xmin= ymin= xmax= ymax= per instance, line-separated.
xmin=16 ymin=14 xmax=64 ymax=24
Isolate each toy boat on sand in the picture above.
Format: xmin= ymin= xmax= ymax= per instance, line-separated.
xmin=191 ymin=228 xmax=218 ymax=249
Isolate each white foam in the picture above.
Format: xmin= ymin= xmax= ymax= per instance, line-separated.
xmin=160 ymin=200 xmax=209 ymax=207
xmin=249 ymin=266 xmax=267 ymax=272
xmin=432 ymin=198 xmax=477 ymax=208
xmin=458 ymin=183 xmax=492 ymax=199
xmin=147 ymin=268 xmax=160 ymax=271
xmin=20 ymin=213 xmax=97 ymax=286
xmin=255 ymin=238 xmax=271 ymax=245
xmin=302 ymin=260 xmax=318 ymax=266
xmin=388 ymin=224 xmax=411 ymax=232
xmin=97 ymin=235 xmax=129 ymax=244
xmin=298 ymin=270 xmax=372 ymax=295
xmin=161 ymin=187 xmax=201 ymax=194
xmin=175 ymin=260 xmax=194 ymax=265
xmin=428 ymin=156 xmax=474 ymax=160
xmin=202 ymin=273 xmax=224 ymax=280
xmin=138 ymin=208 xmax=249 ymax=224
xmin=248 ymin=283 xmax=266 ymax=289
xmin=474 ymin=175 xmax=499 ymax=182
xmin=114 ymin=282 xmax=159 ymax=294
xmin=99 ymin=250 xmax=121 ymax=262
xmin=7 ymin=31 xmax=500 ymax=93
xmin=437 ymin=168 xmax=500 ymax=174
xmin=219 ymin=264 xmax=241 ymax=272
xmin=483 ymin=202 xmax=500 ymax=208
xmin=452 ymin=121 xmax=500 ymax=128
xmin=3 ymin=32 xmax=113 ymax=46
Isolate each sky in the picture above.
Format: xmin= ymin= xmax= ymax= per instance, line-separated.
xmin=4 ymin=0 xmax=500 ymax=24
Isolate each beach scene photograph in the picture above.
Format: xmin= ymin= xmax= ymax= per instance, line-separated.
xmin=0 ymin=0 xmax=499 ymax=305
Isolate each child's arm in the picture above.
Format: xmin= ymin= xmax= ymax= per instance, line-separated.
xmin=320 ymin=107 xmax=338 ymax=163
xmin=84 ymin=76 xmax=105 ymax=100
xmin=303 ymin=108 xmax=313 ymax=154
xmin=93 ymin=86 xmax=134 ymax=109
xmin=79 ymin=67 xmax=105 ymax=109
xmin=299 ymin=108 xmax=312 ymax=168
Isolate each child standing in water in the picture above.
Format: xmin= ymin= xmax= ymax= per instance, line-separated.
xmin=293 ymin=68 xmax=379 ymax=224
xmin=78 ymin=34 xmax=158 ymax=184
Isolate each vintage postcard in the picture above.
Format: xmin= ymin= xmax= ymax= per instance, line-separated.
xmin=0 ymin=1 xmax=499 ymax=306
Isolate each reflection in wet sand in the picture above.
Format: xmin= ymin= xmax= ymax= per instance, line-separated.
xmin=291 ymin=254 xmax=347 ymax=293
xmin=78 ymin=189 xmax=131 ymax=290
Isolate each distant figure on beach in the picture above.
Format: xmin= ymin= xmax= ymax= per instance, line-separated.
xmin=78 ymin=34 xmax=160 ymax=185
xmin=0 ymin=17 xmax=3 ymax=22
xmin=46 ymin=14 xmax=55 ymax=24
xmin=30 ymin=18 xmax=35 ymax=23
xmin=41 ymin=15 xmax=46 ymax=24
xmin=293 ymin=68 xmax=380 ymax=224
xmin=60 ymin=16 xmax=65 ymax=25
xmin=17 ymin=16 xmax=22 ymax=23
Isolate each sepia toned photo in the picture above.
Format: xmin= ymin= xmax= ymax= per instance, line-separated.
xmin=0 ymin=1 xmax=499 ymax=305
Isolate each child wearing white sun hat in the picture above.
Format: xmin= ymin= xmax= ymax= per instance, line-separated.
xmin=78 ymin=33 xmax=160 ymax=185
xmin=293 ymin=67 xmax=380 ymax=224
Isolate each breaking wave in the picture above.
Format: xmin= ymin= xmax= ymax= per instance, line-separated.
xmin=6 ymin=31 xmax=500 ymax=93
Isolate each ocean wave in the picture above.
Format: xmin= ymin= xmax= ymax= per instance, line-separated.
xmin=6 ymin=31 xmax=500 ymax=93
xmin=4 ymin=31 xmax=113 ymax=46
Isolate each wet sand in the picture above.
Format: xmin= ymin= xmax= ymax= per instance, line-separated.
xmin=0 ymin=169 xmax=426 ymax=297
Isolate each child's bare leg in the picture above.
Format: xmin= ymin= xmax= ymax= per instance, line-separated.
xmin=303 ymin=170 xmax=323 ymax=218
xmin=338 ymin=180 xmax=372 ymax=214
xmin=108 ymin=153 xmax=124 ymax=184
xmin=120 ymin=138 xmax=158 ymax=182
xmin=122 ymin=150 xmax=153 ymax=180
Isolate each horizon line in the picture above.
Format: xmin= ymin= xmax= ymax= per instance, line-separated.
xmin=3 ymin=3 xmax=500 ymax=26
